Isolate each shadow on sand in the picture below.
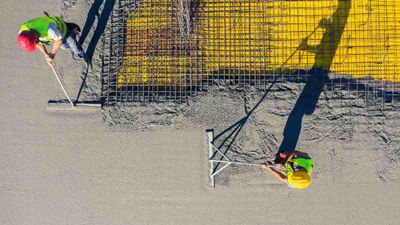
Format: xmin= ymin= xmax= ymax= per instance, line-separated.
xmin=276 ymin=0 xmax=351 ymax=162
xmin=210 ymin=0 xmax=352 ymax=169
xmin=79 ymin=0 xmax=116 ymax=63
xmin=74 ymin=0 xmax=116 ymax=103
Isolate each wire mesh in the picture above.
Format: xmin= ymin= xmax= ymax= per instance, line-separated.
xmin=102 ymin=0 xmax=400 ymax=105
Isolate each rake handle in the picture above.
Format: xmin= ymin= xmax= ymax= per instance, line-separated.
xmin=210 ymin=159 xmax=275 ymax=168
xmin=49 ymin=64 xmax=74 ymax=107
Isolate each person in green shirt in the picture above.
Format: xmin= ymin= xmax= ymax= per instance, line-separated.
xmin=17 ymin=16 xmax=84 ymax=65
xmin=261 ymin=150 xmax=314 ymax=189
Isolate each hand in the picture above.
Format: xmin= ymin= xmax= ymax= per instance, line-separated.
xmin=318 ymin=18 xmax=331 ymax=29
xmin=298 ymin=38 xmax=308 ymax=50
xmin=45 ymin=54 xmax=54 ymax=66
xmin=275 ymin=163 xmax=284 ymax=170
xmin=260 ymin=163 xmax=269 ymax=169
xmin=261 ymin=162 xmax=275 ymax=170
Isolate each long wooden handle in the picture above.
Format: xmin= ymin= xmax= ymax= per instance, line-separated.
xmin=49 ymin=64 xmax=74 ymax=107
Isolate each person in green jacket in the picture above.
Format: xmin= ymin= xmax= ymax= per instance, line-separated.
xmin=17 ymin=16 xmax=84 ymax=65
xmin=261 ymin=150 xmax=314 ymax=189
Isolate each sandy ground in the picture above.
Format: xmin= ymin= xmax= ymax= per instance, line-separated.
xmin=1 ymin=1 xmax=400 ymax=225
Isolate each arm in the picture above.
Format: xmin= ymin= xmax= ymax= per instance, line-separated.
xmin=50 ymin=39 xmax=63 ymax=57
xmin=286 ymin=150 xmax=307 ymax=162
xmin=266 ymin=167 xmax=287 ymax=182
xmin=299 ymin=38 xmax=320 ymax=53
xmin=36 ymin=43 xmax=53 ymax=66
xmin=46 ymin=23 xmax=64 ymax=61
xmin=298 ymin=18 xmax=331 ymax=52
xmin=286 ymin=151 xmax=297 ymax=161
xmin=36 ymin=43 xmax=49 ymax=56
xmin=260 ymin=163 xmax=287 ymax=182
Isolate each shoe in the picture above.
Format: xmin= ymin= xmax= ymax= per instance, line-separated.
xmin=77 ymin=50 xmax=85 ymax=59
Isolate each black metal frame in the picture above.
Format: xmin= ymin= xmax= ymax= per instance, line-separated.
xmin=101 ymin=0 xmax=400 ymax=106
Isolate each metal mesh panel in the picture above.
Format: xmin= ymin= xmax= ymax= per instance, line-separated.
xmin=102 ymin=0 xmax=400 ymax=105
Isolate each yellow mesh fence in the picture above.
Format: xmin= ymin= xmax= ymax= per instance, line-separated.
xmin=118 ymin=0 xmax=400 ymax=87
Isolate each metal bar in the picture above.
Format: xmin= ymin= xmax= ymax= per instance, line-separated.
xmin=209 ymin=160 xmax=275 ymax=178
xmin=210 ymin=143 xmax=230 ymax=161
xmin=101 ymin=0 xmax=400 ymax=106
xmin=210 ymin=163 xmax=230 ymax=178
xmin=206 ymin=129 xmax=215 ymax=187
xmin=210 ymin=160 xmax=260 ymax=167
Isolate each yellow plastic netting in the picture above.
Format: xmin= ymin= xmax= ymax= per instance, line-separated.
xmin=118 ymin=0 xmax=400 ymax=87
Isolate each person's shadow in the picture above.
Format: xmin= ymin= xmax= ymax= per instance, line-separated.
xmin=78 ymin=0 xmax=102 ymax=47
xmin=276 ymin=0 xmax=352 ymax=162
xmin=79 ymin=0 xmax=116 ymax=63
xmin=74 ymin=0 xmax=116 ymax=103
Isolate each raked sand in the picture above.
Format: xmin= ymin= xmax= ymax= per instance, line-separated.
xmin=1 ymin=1 xmax=400 ymax=225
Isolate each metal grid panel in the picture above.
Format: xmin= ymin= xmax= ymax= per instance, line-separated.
xmin=102 ymin=0 xmax=400 ymax=105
